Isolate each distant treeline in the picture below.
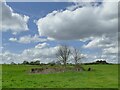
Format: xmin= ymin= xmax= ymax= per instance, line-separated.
xmin=83 ymin=60 xmax=113 ymax=65
xmin=10 ymin=60 xmax=41 ymax=65
xmin=10 ymin=60 xmax=60 ymax=65
xmin=9 ymin=60 xmax=112 ymax=65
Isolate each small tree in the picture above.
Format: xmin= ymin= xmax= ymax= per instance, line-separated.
xmin=72 ymin=48 xmax=84 ymax=71
xmin=34 ymin=60 xmax=40 ymax=65
xmin=22 ymin=61 xmax=29 ymax=65
xmin=11 ymin=62 xmax=16 ymax=65
xmin=56 ymin=45 xmax=71 ymax=68
xmin=48 ymin=61 xmax=56 ymax=66
xmin=29 ymin=60 xmax=40 ymax=65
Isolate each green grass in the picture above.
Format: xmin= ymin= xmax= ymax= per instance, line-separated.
xmin=0 ymin=64 xmax=2 ymax=89
xmin=2 ymin=64 xmax=118 ymax=88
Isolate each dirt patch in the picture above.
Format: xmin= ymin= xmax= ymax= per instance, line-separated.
xmin=30 ymin=67 xmax=65 ymax=74
xmin=30 ymin=67 xmax=85 ymax=74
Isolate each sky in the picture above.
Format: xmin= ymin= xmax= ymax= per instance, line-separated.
xmin=0 ymin=0 xmax=119 ymax=64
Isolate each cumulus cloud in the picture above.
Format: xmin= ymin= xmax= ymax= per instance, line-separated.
xmin=83 ymin=51 xmax=118 ymax=64
xmin=1 ymin=43 xmax=90 ymax=64
xmin=83 ymin=34 xmax=118 ymax=53
xmin=1 ymin=1 xmax=118 ymax=64
xmin=83 ymin=35 xmax=117 ymax=49
xmin=37 ymin=1 xmax=118 ymax=40
xmin=103 ymin=47 xmax=118 ymax=55
xmin=9 ymin=34 xmax=48 ymax=44
xmin=1 ymin=51 xmax=21 ymax=64
xmin=9 ymin=37 xmax=17 ymax=42
xmin=36 ymin=1 xmax=118 ymax=63
xmin=1 ymin=43 xmax=59 ymax=64
xmin=1 ymin=43 xmax=118 ymax=64
xmin=0 ymin=2 xmax=29 ymax=33
xmin=83 ymin=34 xmax=118 ymax=63
xmin=0 ymin=44 xmax=95 ymax=64
xmin=35 ymin=42 xmax=49 ymax=49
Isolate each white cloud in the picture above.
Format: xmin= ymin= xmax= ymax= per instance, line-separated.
xmin=0 ymin=45 xmax=92 ymax=64
xmin=1 ymin=43 xmax=118 ymax=64
xmin=1 ymin=44 xmax=59 ymax=64
xmin=0 ymin=2 xmax=29 ymax=33
xmin=18 ymin=34 xmax=46 ymax=44
xmin=83 ymin=34 xmax=118 ymax=63
xmin=35 ymin=42 xmax=49 ymax=49
xmin=83 ymin=37 xmax=101 ymax=49
xmin=1 ymin=1 xmax=118 ymax=64
xmin=83 ymin=34 xmax=118 ymax=55
xmin=66 ymin=1 xmax=102 ymax=11
xmin=9 ymin=34 xmax=48 ymax=44
xmin=103 ymin=47 xmax=118 ymax=54
xmin=1 ymin=43 xmax=89 ymax=64
xmin=83 ymin=35 xmax=117 ymax=49
xmin=9 ymin=37 xmax=17 ymax=42
xmin=83 ymin=52 xmax=118 ymax=64
xmin=1 ymin=51 xmax=21 ymax=64
xmin=37 ymin=2 xmax=118 ymax=40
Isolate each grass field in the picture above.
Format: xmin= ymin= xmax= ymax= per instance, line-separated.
xmin=2 ymin=64 xmax=118 ymax=88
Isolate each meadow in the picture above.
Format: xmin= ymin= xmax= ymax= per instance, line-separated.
xmin=1 ymin=64 xmax=118 ymax=88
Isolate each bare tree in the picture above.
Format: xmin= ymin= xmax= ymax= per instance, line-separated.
xmin=72 ymin=48 xmax=84 ymax=71
xmin=56 ymin=45 xmax=71 ymax=68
